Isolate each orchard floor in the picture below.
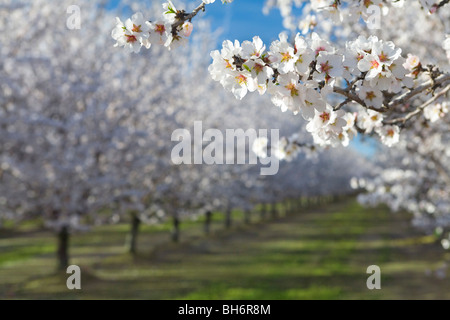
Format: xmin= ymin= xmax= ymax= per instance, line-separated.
xmin=1 ymin=199 xmax=449 ymax=300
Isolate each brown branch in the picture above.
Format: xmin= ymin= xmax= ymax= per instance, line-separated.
xmin=384 ymin=83 xmax=450 ymax=125
xmin=334 ymin=73 xmax=450 ymax=116
xmin=333 ymin=86 xmax=366 ymax=107
xmin=171 ymin=2 xmax=206 ymax=31
xmin=332 ymin=86 xmax=387 ymax=113
xmin=292 ymin=141 xmax=315 ymax=149
xmin=334 ymin=98 xmax=350 ymax=111
xmin=436 ymin=0 xmax=450 ymax=9
xmin=387 ymin=73 xmax=450 ymax=109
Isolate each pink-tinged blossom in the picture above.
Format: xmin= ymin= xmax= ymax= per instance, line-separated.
xmin=269 ymin=33 xmax=297 ymax=74
xmin=358 ymin=109 xmax=384 ymax=133
xmin=242 ymin=36 xmax=266 ymax=60
xmin=376 ymin=125 xmax=400 ymax=147
xmin=424 ymin=102 xmax=449 ymax=123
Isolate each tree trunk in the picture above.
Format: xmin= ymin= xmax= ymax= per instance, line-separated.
xmin=260 ymin=203 xmax=266 ymax=220
xmin=171 ymin=216 xmax=180 ymax=243
xmin=295 ymin=199 xmax=301 ymax=213
xmin=271 ymin=202 xmax=277 ymax=219
xmin=57 ymin=226 xmax=69 ymax=271
xmin=244 ymin=210 xmax=251 ymax=224
xmin=204 ymin=211 xmax=212 ymax=235
xmin=127 ymin=215 xmax=141 ymax=254
xmin=225 ymin=207 xmax=232 ymax=229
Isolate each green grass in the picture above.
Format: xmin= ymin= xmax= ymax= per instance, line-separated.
xmin=0 ymin=244 xmax=55 ymax=267
xmin=1 ymin=199 xmax=449 ymax=299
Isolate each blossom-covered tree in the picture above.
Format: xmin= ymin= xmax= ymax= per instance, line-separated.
xmin=0 ymin=0 xmax=206 ymax=267
xmin=356 ymin=103 xmax=449 ymax=247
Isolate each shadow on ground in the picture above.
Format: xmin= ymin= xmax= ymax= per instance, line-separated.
xmin=1 ymin=199 xmax=449 ymax=299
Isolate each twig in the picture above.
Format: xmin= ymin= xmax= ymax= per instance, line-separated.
xmin=333 ymin=86 xmax=366 ymax=107
xmin=333 ymin=86 xmax=386 ymax=112
xmin=384 ymin=84 xmax=450 ymax=125
xmin=333 ymin=73 xmax=450 ymax=114
xmin=171 ymin=2 xmax=206 ymax=31
xmin=436 ymin=0 xmax=450 ymax=9
xmin=334 ymin=98 xmax=350 ymax=111
xmin=387 ymin=73 xmax=450 ymax=109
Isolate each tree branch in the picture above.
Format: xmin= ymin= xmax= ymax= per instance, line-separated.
xmin=436 ymin=0 xmax=450 ymax=9
xmin=387 ymin=73 xmax=450 ymax=109
xmin=172 ymin=2 xmax=206 ymax=31
xmin=333 ymin=86 xmax=366 ymax=107
xmin=333 ymin=86 xmax=387 ymax=113
xmin=334 ymin=73 xmax=450 ymax=116
xmin=384 ymin=83 xmax=450 ymax=125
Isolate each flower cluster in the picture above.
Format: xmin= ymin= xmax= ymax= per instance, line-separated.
xmin=355 ymin=97 xmax=449 ymax=245
xmin=403 ymin=54 xmax=422 ymax=79
xmin=356 ymin=109 xmax=400 ymax=147
xmin=112 ymin=12 xmax=152 ymax=53
xmin=203 ymin=0 xmax=234 ymax=3
xmin=264 ymin=0 xmax=448 ymax=33
xmin=112 ymin=1 xmax=233 ymax=53
xmin=113 ymin=0 xmax=449 ymax=160
xmin=273 ymin=136 xmax=302 ymax=161
xmin=345 ymin=35 xmax=412 ymax=92
xmin=209 ymin=32 xmax=416 ymax=148
xmin=424 ymin=101 xmax=449 ymax=123
xmin=252 ymin=134 xmax=316 ymax=162
xmin=308 ymin=0 xmax=445 ymax=26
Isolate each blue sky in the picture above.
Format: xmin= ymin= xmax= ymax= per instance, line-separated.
xmin=202 ymin=0 xmax=285 ymax=45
